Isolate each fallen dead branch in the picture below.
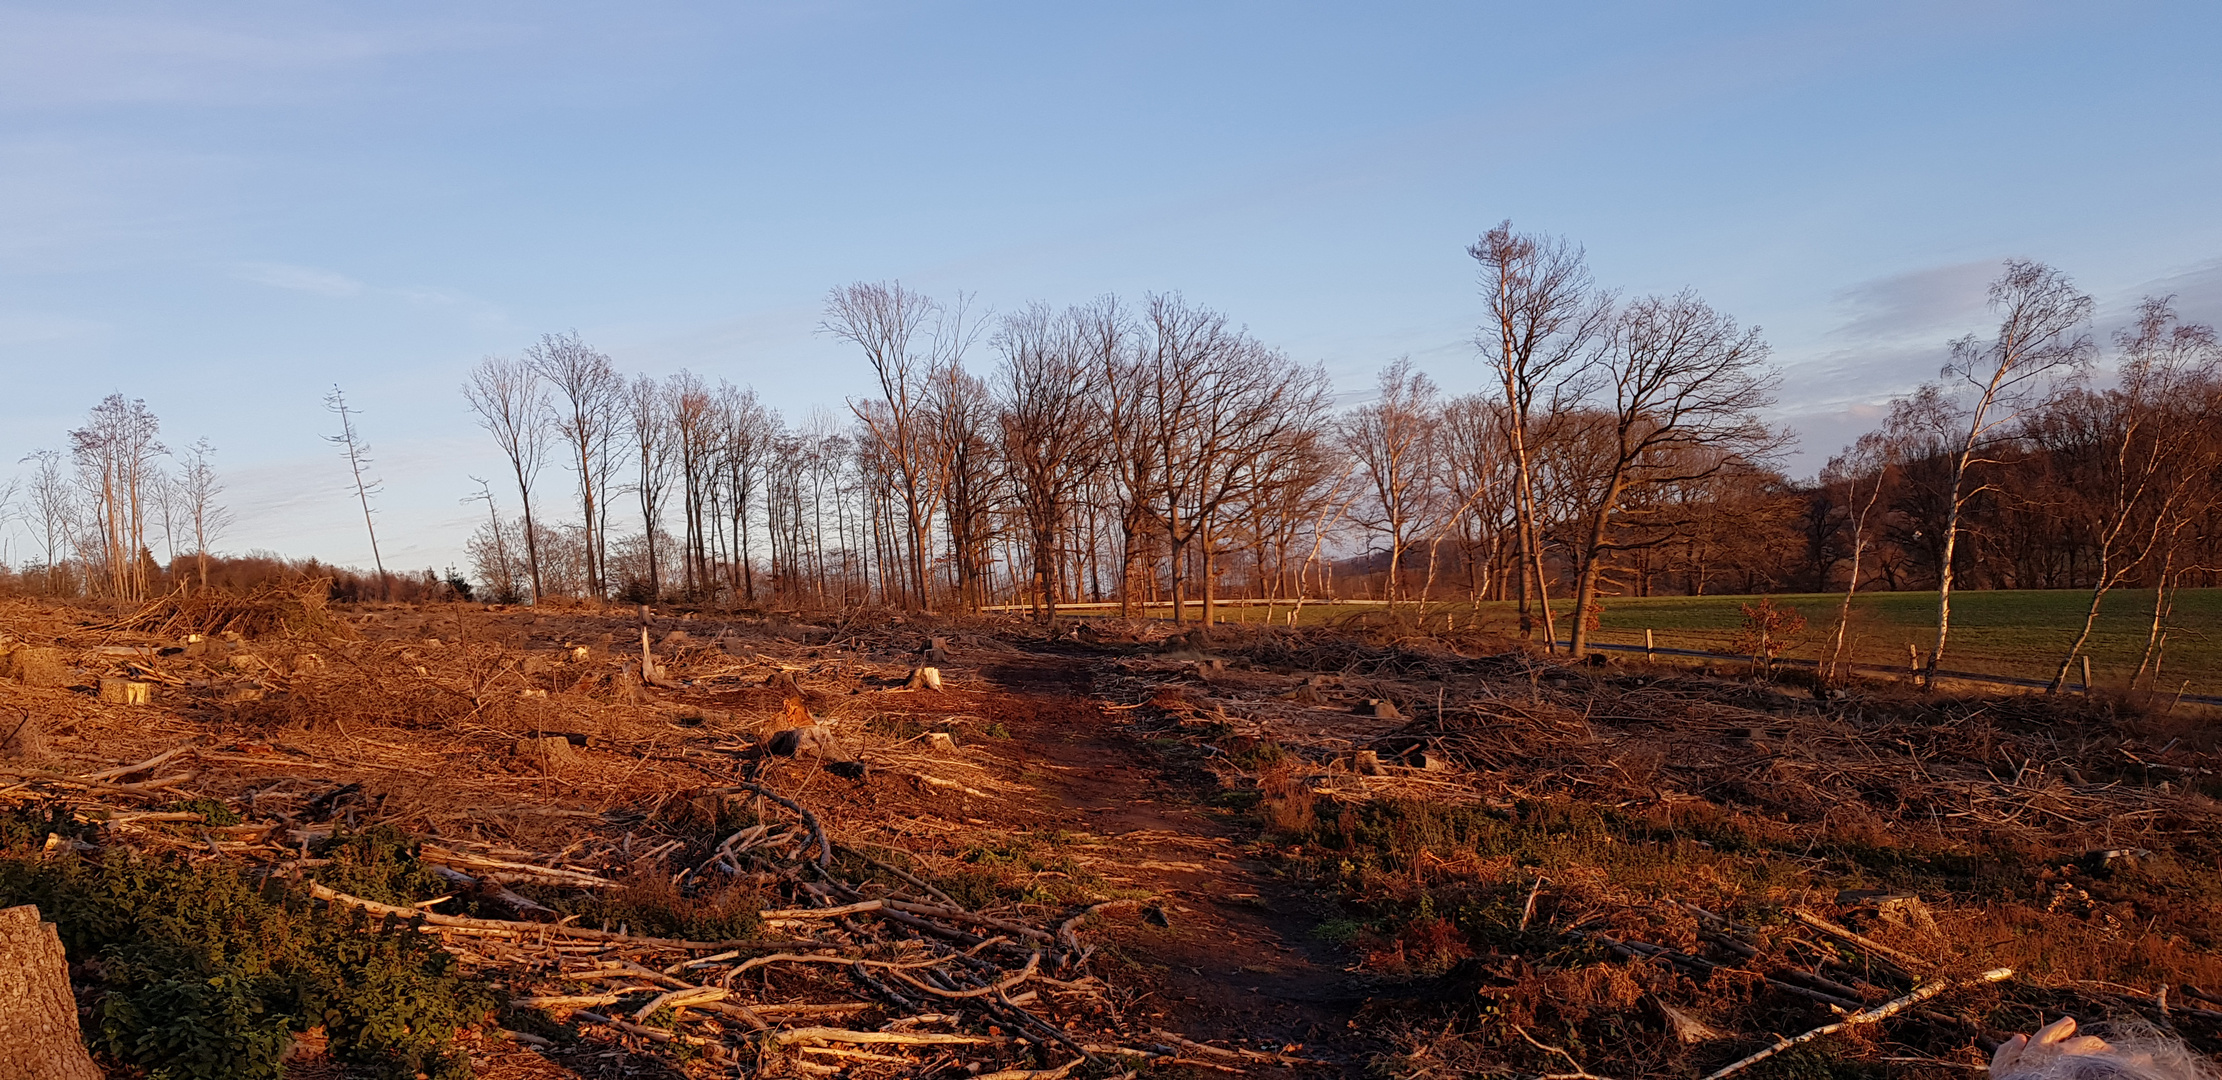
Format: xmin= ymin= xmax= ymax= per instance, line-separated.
xmin=1790 ymin=909 xmax=1931 ymax=974
xmin=1701 ymin=969 xmax=2014 ymax=1080
xmin=766 ymin=1027 xmax=1003 ymax=1047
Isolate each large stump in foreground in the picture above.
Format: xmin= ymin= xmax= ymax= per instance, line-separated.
xmin=0 ymin=904 xmax=102 ymax=1079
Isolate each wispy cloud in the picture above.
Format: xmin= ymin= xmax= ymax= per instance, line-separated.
xmin=232 ymin=261 xmax=365 ymax=297
xmin=0 ymin=8 xmax=450 ymax=110
xmin=228 ymin=262 xmax=509 ymax=329
xmin=0 ymin=309 xmax=107 ymax=346
xmin=2127 ymin=257 xmax=2222 ymax=329
xmin=1827 ymin=259 xmax=2000 ymax=343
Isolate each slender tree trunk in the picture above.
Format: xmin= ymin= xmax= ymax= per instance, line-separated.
xmin=1568 ymin=476 xmax=1626 ymax=657
xmin=1926 ymin=455 xmax=1971 ymax=686
xmin=2050 ymin=556 xmax=2117 ymax=694
xmin=1167 ymin=507 xmax=1187 ymax=624
xmin=1384 ymin=527 xmax=1403 ymax=610
xmin=1200 ymin=520 xmax=1217 ymax=626
xmin=2135 ymin=550 xmax=2178 ymax=687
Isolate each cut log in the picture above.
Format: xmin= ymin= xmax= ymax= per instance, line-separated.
xmin=0 ymin=905 xmax=103 ymax=1080
xmin=428 ymin=864 xmax=562 ymax=921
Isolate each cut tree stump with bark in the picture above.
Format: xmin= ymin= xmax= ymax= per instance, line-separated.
xmin=0 ymin=904 xmax=103 ymax=1080
xmin=98 ymin=678 xmax=152 ymax=705
xmin=515 ymin=734 xmax=578 ymax=767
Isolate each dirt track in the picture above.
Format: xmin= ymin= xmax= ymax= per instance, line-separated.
xmin=964 ymin=652 xmax=1374 ymax=1069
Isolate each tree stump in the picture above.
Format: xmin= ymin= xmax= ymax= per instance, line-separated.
xmin=906 ymin=666 xmax=943 ymax=691
xmin=7 ymin=648 xmax=70 ymax=688
xmin=765 ymin=725 xmax=839 ymax=757
xmin=98 ymin=678 xmax=152 ymax=705
xmin=0 ymin=713 xmax=48 ymax=761
xmin=0 ymin=905 xmax=103 ymax=1080
xmin=515 ymin=734 xmax=578 ymax=767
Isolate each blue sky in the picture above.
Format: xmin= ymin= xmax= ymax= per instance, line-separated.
xmin=3 ymin=1 xmax=2219 ymax=572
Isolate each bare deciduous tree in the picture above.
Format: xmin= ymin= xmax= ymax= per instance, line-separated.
xmin=624 ymin=374 xmax=676 ymax=599
xmin=665 ymin=371 xmax=716 ymax=598
xmin=464 ymin=356 xmax=552 ymax=603
xmin=933 ymin=360 xmax=999 ymax=613
xmin=1471 ymin=221 xmax=1611 ymax=649
xmin=2045 ymin=297 xmax=2219 ymax=691
xmin=17 ymin=449 xmax=76 ymax=573
xmin=69 ymin=394 xmax=165 ymax=601
xmin=1437 ymin=394 xmax=1517 ymax=604
xmin=1138 ymin=294 xmax=1330 ymax=624
xmin=994 ymin=301 xmax=1099 ymax=624
xmin=1340 ymin=358 xmax=1443 ymax=609
xmin=1565 ymin=291 xmax=1780 ymax=656
xmin=176 ymin=437 xmax=229 ymax=591
xmin=824 ymin=281 xmax=943 ymax=610
xmin=718 ymin=382 xmax=775 ymax=603
xmin=462 ymin=476 xmax=521 ymax=603
xmin=529 ymin=331 xmax=625 ymax=601
xmin=1818 ymin=431 xmax=1896 ymax=683
xmin=1087 ymin=297 xmax=1162 ymax=617
xmin=1925 ymin=260 xmax=2094 ymax=683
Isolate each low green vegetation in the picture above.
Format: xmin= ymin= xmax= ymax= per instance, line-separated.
xmin=932 ymin=829 xmax=1106 ymax=909
xmin=0 ymin=807 xmax=491 ymax=1080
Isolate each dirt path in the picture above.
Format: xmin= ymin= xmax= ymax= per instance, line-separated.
xmin=976 ymin=652 xmax=1376 ymax=1074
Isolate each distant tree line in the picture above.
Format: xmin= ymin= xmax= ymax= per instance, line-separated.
xmin=11 ymin=225 xmax=2212 ymax=692
xmin=4 ymin=394 xmax=467 ymax=605
xmin=453 ymin=233 xmax=2220 ymax=689
xmin=6 ymin=395 xmax=231 ymax=601
xmin=455 ymin=241 xmax=1790 ymax=645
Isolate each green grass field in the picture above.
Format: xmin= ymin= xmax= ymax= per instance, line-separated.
xmin=1124 ymin=589 xmax=2222 ymax=697
xmin=1564 ymin=588 xmax=2221 ymax=695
